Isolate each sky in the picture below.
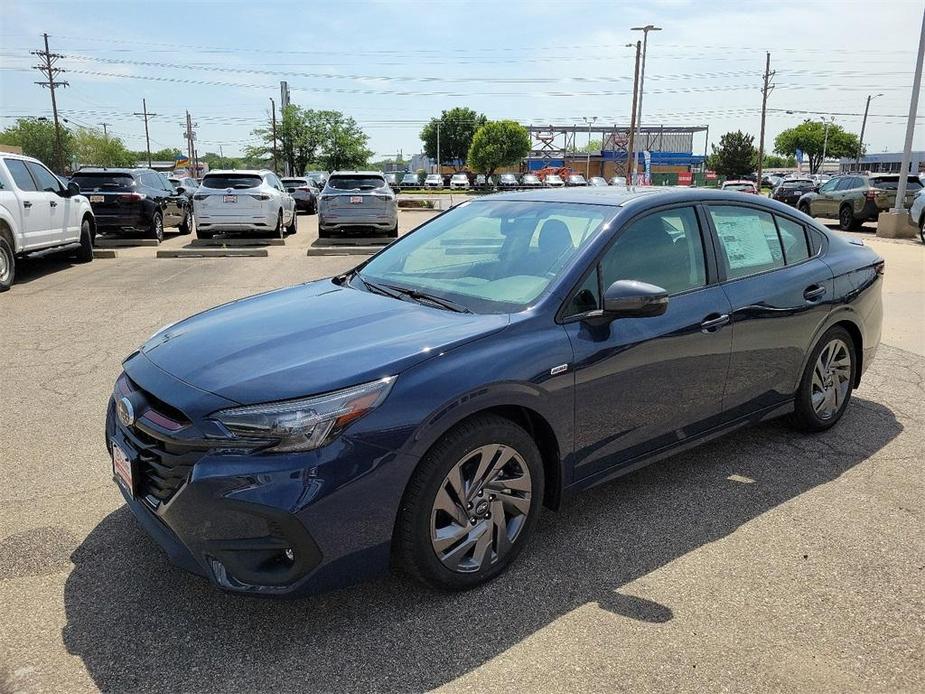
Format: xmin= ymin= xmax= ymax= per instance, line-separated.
xmin=1 ymin=0 xmax=923 ymax=162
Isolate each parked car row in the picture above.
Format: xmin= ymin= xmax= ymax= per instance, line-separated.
xmin=797 ymin=173 xmax=922 ymax=230
xmin=386 ymin=171 xmax=631 ymax=191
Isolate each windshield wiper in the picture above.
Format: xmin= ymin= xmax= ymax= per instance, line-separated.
xmin=383 ymin=284 xmax=472 ymax=313
xmin=356 ymin=275 xmax=404 ymax=300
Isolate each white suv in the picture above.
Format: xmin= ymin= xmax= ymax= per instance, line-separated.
xmin=0 ymin=153 xmax=96 ymax=292
xmin=449 ymin=173 xmax=470 ymax=190
xmin=193 ymin=170 xmax=296 ymax=239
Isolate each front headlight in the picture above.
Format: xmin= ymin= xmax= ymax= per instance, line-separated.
xmin=210 ymin=377 xmax=395 ymax=453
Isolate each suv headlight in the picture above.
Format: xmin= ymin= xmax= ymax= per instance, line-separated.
xmin=210 ymin=377 xmax=395 ymax=453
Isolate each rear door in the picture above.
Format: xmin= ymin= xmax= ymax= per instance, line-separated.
xmin=4 ymin=158 xmax=50 ymax=250
xmin=705 ymin=203 xmax=833 ymax=418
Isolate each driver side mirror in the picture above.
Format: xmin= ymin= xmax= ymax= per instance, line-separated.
xmin=66 ymin=181 xmax=80 ymax=196
xmin=603 ymin=280 xmax=669 ymax=318
xmin=175 ymin=186 xmax=186 ymax=195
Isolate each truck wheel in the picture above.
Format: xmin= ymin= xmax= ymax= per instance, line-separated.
xmin=75 ymin=218 xmax=94 ymax=262
xmin=0 ymin=235 xmax=14 ymax=292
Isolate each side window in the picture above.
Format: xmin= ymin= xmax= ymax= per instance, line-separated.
xmin=140 ymin=172 xmax=157 ymax=188
xmin=5 ymin=159 xmax=38 ymax=191
xmin=601 ymin=206 xmax=706 ymax=295
xmin=818 ymin=179 xmax=838 ymax=193
xmin=709 ymin=205 xmax=784 ymax=280
xmin=834 ymin=178 xmax=854 ymax=191
xmin=157 ymin=173 xmax=172 ymax=191
xmin=25 ymin=162 xmax=62 ymax=192
xmin=266 ymin=174 xmax=283 ymax=191
xmin=564 ymin=268 xmax=600 ymax=316
xmin=775 ymin=216 xmax=810 ymax=264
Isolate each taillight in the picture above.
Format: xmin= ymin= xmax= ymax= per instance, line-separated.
xmin=865 ymin=189 xmax=878 ymax=200
xmin=193 ymin=194 xmax=207 ymax=200
xmin=118 ymin=193 xmax=146 ymax=201
xmin=297 ymin=187 xmax=312 ymax=192
xmin=251 ymin=194 xmax=271 ymax=200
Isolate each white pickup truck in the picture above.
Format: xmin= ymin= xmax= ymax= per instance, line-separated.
xmin=0 ymin=153 xmax=96 ymax=292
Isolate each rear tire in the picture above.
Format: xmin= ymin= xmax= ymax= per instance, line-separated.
xmin=0 ymin=235 xmax=15 ymax=292
xmin=919 ymin=213 xmax=925 ymax=244
xmin=394 ymin=414 xmax=544 ymax=591
xmin=270 ymin=210 xmax=283 ymax=239
xmin=75 ymin=219 xmax=94 ymax=262
xmin=798 ymin=201 xmax=812 ymax=217
xmin=148 ymin=212 xmax=164 ymax=242
xmin=178 ymin=209 xmax=193 ymax=235
xmin=789 ymin=326 xmax=856 ymax=432
xmin=387 ymin=222 xmax=399 ymax=238
xmin=838 ymin=205 xmax=856 ymax=231
xmin=285 ymin=209 xmax=297 ymax=235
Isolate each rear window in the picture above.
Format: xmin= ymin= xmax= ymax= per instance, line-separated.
xmin=781 ymin=181 xmax=814 ymax=189
xmin=202 ymin=174 xmax=263 ymax=189
xmin=724 ymin=183 xmax=754 ymax=191
xmin=327 ymin=175 xmax=385 ymax=190
xmin=872 ymin=176 xmax=922 ymax=191
xmin=72 ymin=173 xmax=135 ymax=190
xmin=282 ymin=178 xmax=309 ymax=186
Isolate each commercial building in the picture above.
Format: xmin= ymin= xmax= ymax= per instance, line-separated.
xmin=838 ymin=151 xmax=925 ymax=174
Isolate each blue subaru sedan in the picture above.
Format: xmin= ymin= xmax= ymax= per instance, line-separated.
xmin=106 ymin=187 xmax=883 ymax=595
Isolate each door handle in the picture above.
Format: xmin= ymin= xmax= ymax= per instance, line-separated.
xmin=803 ymin=285 xmax=826 ymax=301
xmin=50 ymin=200 xmax=57 ymax=207
xmin=700 ymin=313 xmax=730 ymax=332
xmin=23 ymin=201 xmax=32 ymax=208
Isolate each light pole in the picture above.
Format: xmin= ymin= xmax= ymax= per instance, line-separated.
xmin=582 ymin=116 xmax=597 ymax=177
xmin=820 ymin=115 xmax=835 ymax=174
xmin=626 ymin=41 xmax=641 ymax=183
xmin=630 ymin=24 xmax=661 ymax=184
xmin=855 ymin=93 xmax=883 ymax=171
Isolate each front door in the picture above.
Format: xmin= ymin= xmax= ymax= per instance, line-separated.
xmin=812 ymin=178 xmax=839 ymax=217
xmin=563 ymin=205 xmax=733 ymax=481
xmin=705 ymin=204 xmax=833 ymax=418
xmin=4 ymin=158 xmax=53 ymax=250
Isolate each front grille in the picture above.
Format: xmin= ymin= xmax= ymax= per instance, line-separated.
xmin=116 ymin=376 xmax=203 ymax=506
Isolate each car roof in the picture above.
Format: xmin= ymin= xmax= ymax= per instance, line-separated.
xmin=204 ymin=169 xmax=269 ymax=176
xmin=74 ymin=167 xmax=154 ymax=174
xmin=330 ymin=170 xmax=385 ymax=177
xmin=486 ymin=185 xmax=822 ymax=210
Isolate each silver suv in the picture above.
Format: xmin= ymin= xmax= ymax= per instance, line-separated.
xmin=318 ymin=171 xmax=398 ymax=238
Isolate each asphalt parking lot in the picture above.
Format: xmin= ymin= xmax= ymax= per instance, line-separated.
xmin=0 ymin=211 xmax=923 ymax=693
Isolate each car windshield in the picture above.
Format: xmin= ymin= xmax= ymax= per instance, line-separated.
xmin=202 ymin=174 xmax=263 ymax=189
xmin=451 ymin=174 xmax=467 ymax=180
xmin=328 ymin=175 xmax=385 ymax=190
xmin=724 ymin=183 xmax=754 ymax=191
xmin=357 ymin=200 xmax=612 ymax=313
xmin=523 ymin=175 xmax=539 ymax=182
xmin=872 ymin=176 xmax=922 ymax=191
xmin=71 ymin=173 xmax=135 ymax=190
xmin=547 ymin=175 xmax=562 ymax=182
xmin=501 ymin=175 xmax=517 ymax=181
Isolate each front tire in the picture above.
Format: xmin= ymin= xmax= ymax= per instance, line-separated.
xmin=0 ymin=235 xmax=15 ymax=292
xmin=395 ymin=414 xmax=544 ymax=591
xmin=798 ymin=201 xmax=812 ymax=217
xmin=790 ymin=326 xmax=856 ymax=432
xmin=75 ymin=218 xmax=94 ymax=262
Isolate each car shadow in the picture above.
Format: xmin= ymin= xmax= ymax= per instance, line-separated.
xmin=12 ymin=253 xmax=82 ymax=285
xmin=62 ymin=398 xmax=901 ymax=692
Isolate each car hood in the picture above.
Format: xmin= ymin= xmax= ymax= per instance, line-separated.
xmin=141 ymin=279 xmax=509 ymax=404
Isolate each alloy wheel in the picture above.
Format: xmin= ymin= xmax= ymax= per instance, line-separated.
xmin=430 ymin=444 xmax=532 ymax=573
xmin=840 ymin=207 xmax=852 ymax=230
xmin=811 ymin=338 xmax=852 ymax=420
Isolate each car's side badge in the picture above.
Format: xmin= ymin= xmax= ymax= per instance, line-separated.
xmin=550 ymin=364 xmax=568 ymax=376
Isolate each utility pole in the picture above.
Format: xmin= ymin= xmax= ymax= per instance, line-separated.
xmin=626 ymin=41 xmax=641 ymax=182
xmin=436 ymin=121 xmax=441 ymax=176
xmin=820 ymin=115 xmax=835 ymax=174
xmin=582 ymin=116 xmax=597 ymax=177
xmin=32 ymin=33 xmax=69 ymax=172
xmin=133 ymin=99 xmax=158 ymax=168
xmin=756 ymin=51 xmax=775 ymax=188
xmin=280 ymin=81 xmax=290 ymax=175
xmin=183 ymin=111 xmax=196 ymax=177
xmin=219 ymin=144 xmax=224 ymax=169
xmin=855 ymin=93 xmax=883 ymax=171
xmin=631 ymin=25 xmax=661 ymax=184
xmin=891 ymin=4 xmax=925 ymax=216
xmin=99 ymin=123 xmax=110 ymax=138
xmin=270 ymin=98 xmax=278 ymax=175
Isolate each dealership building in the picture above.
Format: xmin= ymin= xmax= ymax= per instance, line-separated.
xmin=524 ymin=124 xmax=708 ymax=177
xmin=838 ymin=151 xmax=925 ymax=174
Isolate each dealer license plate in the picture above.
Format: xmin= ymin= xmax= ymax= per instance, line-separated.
xmin=90 ymin=195 xmax=104 ymax=203
xmin=223 ymin=195 xmax=237 ymax=203
xmin=111 ymin=440 xmax=135 ymax=495
xmin=350 ymin=196 xmax=363 ymax=204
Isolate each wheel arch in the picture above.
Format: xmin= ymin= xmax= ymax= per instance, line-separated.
xmin=0 ymin=211 xmax=17 ymax=253
xmin=82 ymin=211 xmax=96 ymax=236
xmin=798 ymin=312 xmax=865 ymax=390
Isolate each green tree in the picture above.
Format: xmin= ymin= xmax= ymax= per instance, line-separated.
xmin=246 ymin=106 xmax=370 ymax=174
xmin=0 ymin=117 xmax=74 ymax=171
xmin=467 ymin=120 xmax=531 ymax=182
xmin=763 ymin=153 xmax=796 ymax=168
xmin=774 ymin=120 xmax=861 ymax=174
xmin=420 ymin=107 xmax=487 ymax=170
xmin=708 ymin=130 xmax=756 ymax=178
xmin=73 ymin=129 xmax=136 ymax=168
xmin=200 ymin=151 xmax=243 ymax=171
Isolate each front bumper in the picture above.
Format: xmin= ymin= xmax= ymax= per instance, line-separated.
xmin=105 ymin=355 xmax=416 ymax=596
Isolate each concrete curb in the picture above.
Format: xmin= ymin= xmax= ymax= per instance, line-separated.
xmin=189 ymin=238 xmax=285 ymax=247
xmin=96 ymin=238 xmax=160 ymax=248
xmin=307 ymin=247 xmax=378 ymax=256
xmin=92 ymin=249 xmax=118 ymax=258
xmin=156 ymin=249 xmax=268 ymax=258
